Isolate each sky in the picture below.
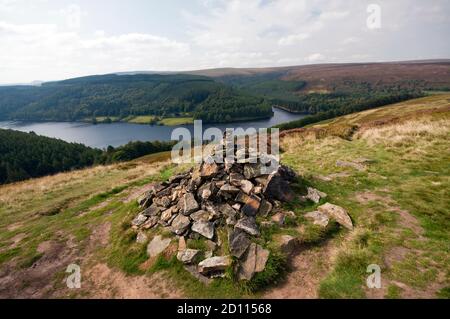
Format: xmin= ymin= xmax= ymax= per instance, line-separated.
xmin=0 ymin=0 xmax=449 ymax=84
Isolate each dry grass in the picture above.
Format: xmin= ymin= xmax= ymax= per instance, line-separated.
xmin=355 ymin=117 xmax=450 ymax=147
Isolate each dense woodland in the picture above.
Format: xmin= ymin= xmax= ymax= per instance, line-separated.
xmin=0 ymin=74 xmax=273 ymax=123
xmin=275 ymin=90 xmax=424 ymax=130
xmin=0 ymin=129 xmax=174 ymax=184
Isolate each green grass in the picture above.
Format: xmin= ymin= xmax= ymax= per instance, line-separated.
xmin=126 ymin=115 xmax=156 ymax=124
xmin=158 ymin=117 xmax=194 ymax=126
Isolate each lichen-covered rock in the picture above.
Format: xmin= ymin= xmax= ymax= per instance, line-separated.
xmin=177 ymin=249 xmax=201 ymax=264
xmin=191 ymin=221 xmax=215 ymax=239
xmin=318 ymin=203 xmax=353 ymax=230
xmin=235 ymin=217 xmax=260 ymax=236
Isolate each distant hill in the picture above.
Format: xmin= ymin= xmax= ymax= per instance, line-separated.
xmin=0 ymin=73 xmax=272 ymax=123
xmin=185 ymin=60 xmax=450 ymax=92
xmin=0 ymin=60 xmax=448 ymax=124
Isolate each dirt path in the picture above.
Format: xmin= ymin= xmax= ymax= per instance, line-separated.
xmin=263 ymin=241 xmax=336 ymax=299
xmin=0 ymin=221 xmax=183 ymax=299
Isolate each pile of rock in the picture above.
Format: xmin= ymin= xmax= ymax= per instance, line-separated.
xmin=131 ymin=143 xmax=298 ymax=280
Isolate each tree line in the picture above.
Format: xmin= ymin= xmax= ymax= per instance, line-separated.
xmin=0 ymin=129 xmax=175 ymax=184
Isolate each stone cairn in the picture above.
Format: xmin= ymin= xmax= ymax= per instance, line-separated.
xmin=131 ymin=134 xmax=355 ymax=282
xmin=131 ymin=135 xmax=300 ymax=281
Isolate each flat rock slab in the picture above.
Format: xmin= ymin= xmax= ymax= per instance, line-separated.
xmin=238 ymin=243 xmax=270 ymax=280
xmin=318 ymin=203 xmax=353 ymax=230
xmin=235 ymin=217 xmax=260 ymax=236
xmin=198 ymin=256 xmax=231 ymax=276
xmin=147 ymin=235 xmax=172 ymax=257
xmin=191 ymin=221 xmax=215 ymax=239
xmin=228 ymin=229 xmax=251 ymax=258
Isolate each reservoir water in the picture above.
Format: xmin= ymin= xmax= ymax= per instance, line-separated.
xmin=0 ymin=107 xmax=305 ymax=149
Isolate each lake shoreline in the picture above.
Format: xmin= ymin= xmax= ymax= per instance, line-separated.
xmin=0 ymin=107 xmax=306 ymax=148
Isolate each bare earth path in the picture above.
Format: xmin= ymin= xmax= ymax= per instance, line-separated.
xmin=263 ymin=241 xmax=336 ymax=299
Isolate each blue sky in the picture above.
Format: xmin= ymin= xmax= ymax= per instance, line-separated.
xmin=0 ymin=0 xmax=449 ymax=83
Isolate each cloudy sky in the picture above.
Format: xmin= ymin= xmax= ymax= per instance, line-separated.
xmin=0 ymin=0 xmax=449 ymax=84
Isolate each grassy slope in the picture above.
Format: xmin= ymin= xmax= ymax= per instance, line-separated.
xmin=281 ymin=94 xmax=449 ymax=298
xmin=0 ymin=95 xmax=448 ymax=298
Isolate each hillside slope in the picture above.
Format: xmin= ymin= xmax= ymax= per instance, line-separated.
xmin=0 ymin=95 xmax=448 ymax=298
xmin=0 ymin=74 xmax=272 ymax=123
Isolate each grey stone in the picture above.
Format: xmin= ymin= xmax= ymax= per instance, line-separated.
xmin=277 ymin=235 xmax=298 ymax=255
xmin=241 ymin=195 xmax=261 ymax=217
xmin=171 ymin=214 xmax=191 ymax=235
xmin=197 ymin=182 xmax=214 ymax=201
xmin=142 ymin=204 xmax=161 ymax=217
xmin=240 ymin=180 xmax=254 ymax=194
xmin=142 ymin=216 xmax=159 ymax=229
xmin=235 ymin=217 xmax=260 ymax=236
xmin=258 ymin=199 xmax=273 ymax=216
xmin=238 ymin=243 xmax=269 ymax=280
xmin=201 ymin=162 xmax=219 ymax=178
xmin=229 ymin=230 xmax=251 ymax=258
xmin=243 ymin=163 xmax=264 ymax=179
xmin=190 ymin=210 xmax=212 ymax=222
xmin=180 ymin=193 xmax=199 ymax=215
xmin=147 ymin=235 xmax=172 ymax=257
xmin=229 ymin=172 xmax=245 ymax=187
xmin=177 ymin=249 xmax=201 ymax=264
xmin=304 ymin=187 xmax=327 ymax=204
xmin=131 ymin=214 xmax=148 ymax=227
xmin=198 ymin=256 xmax=231 ymax=276
xmin=318 ymin=203 xmax=353 ymax=230
xmin=271 ymin=212 xmax=286 ymax=226
xmin=191 ymin=221 xmax=215 ymax=239
xmin=219 ymin=184 xmax=240 ymax=198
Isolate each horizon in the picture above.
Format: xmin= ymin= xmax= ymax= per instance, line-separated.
xmin=1 ymin=58 xmax=449 ymax=86
xmin=1 ymin=0 xmax=449 ymax=84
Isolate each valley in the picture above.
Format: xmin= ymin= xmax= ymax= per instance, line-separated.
xmin=0 ymin=94 xmax=448 ymax=299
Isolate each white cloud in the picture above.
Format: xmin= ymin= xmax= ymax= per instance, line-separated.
xmin=305 ymin=53 xmax=325 ymax=63
xmin=0 ymin=20 xmax=190 ymax=83
xmin=278 ymin=33 xmax=310 ymax=46
xmin=60 ymin=4 xmax=83 ymax=29
xmin=0 ymin=0 xmax=449 ymax=83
